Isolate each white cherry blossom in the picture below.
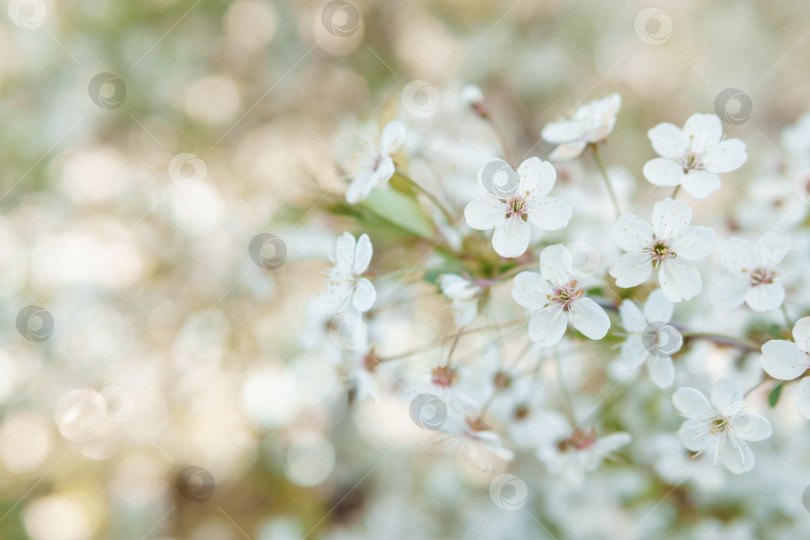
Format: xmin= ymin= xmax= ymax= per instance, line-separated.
xmin=616 ymin=289 xmax=680 ymax=388
xmin=512 ymin=244 xmax=610 ymax=347
xmin=760 ymin=317 xmax=810 ymax=418
xmin=541 ymin=94 xmax=622 ymax=161
xmin=609 ymin=198 xmax=716 ymax=302
xmin=345 ymin=119 xmax=405 ymax=204
xmin=711 ymin=232 xmax=790 ymax=312
xmin=438 ymin=274 xmax=481 ymax=326
xmin=320 ymin=232 xmax=376 ymax=314
xmin=672 ymin=378 xmax=772 ymax=474
xmin=464 ymin=157 xmax=571 ymax=258
xmin=643 ymin=113 xmax=747 ymax=200
xmin=536 ymin=425 xmax=631 ymax=484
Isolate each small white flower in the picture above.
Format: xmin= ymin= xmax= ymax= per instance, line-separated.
xmin=672 ymin=378 xmax=772 ymax=474
xmin=536 ymin=425 xmax=631 ymax=484
xmin=642 ymin=113 xmax=747 ymax=200
xmin=781 ymin=110 xmax=810 ymax=166
xmin=438 ymin=274 xmax=481 ymax=326
xmin=464 ymin=157 xmax=572 ymax=258
xmin=616 ymin=289 xmax=680 ymax=388
xmin=761 ymin=317 xmax=810 ymax=418
xmin=541 ymin=94 xmax=622 ymax=161
xmin=439 ymin=410 xmax=515 ymax=472
xmin=460 ymin=84 xmax=488 ymax=116
xmin=711 ymin=232 xmax=790 ymax=312
xmin=320 ymin=232 xmax=376 ymax=314
xmin=609 ymin=198 xmax=716 ymax=302
xmin=345 ymin=119 xmax=406 ymax=204
xmin=512 ymin=244 xmax=610 ymax=347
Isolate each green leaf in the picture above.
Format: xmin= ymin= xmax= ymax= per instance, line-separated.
xmin=768 ymin=382 xmax=783 ymax=407
xmin=363 ymin=188 xmax=435 ymax=239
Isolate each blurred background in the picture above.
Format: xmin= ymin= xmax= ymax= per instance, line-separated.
xmin=1 ymin=0 xmax=810 ymax=539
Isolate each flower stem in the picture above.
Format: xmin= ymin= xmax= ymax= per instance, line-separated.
xmin=445 ymin=325 xmax=465 ymax=368
xmin=482 ymin=113 xmax=515 ymax=166
xmin=671 ymin=185 xmax=682 ymax=199
xmin=589 ymin=144 xmax=622 ymax=217
xmin=555 ymin=355 xmax=577 ymax=424
xmin=395 ymin=171 xmax=457 ymax=225
xmin=781 ymin=304 xmax=793 ymax=330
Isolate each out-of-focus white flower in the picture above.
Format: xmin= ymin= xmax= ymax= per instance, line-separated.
xmin=761 ymin=317 xmax=810 ymax=418
xmin=711 ymin=232 xmax=790 ymax=312
xmin=609 ymin=198 xmax=716 ymax=302
xmin=672 ymin=378 xmax=772 ymax=474
xmin=345 ymin=119 xmax=405 ymax=204
xmin=541 ymin=94 xmax=622 ymax=161
xmin=536 ymin=425 xmax=631 ymax=484
xmin=320 ymin=232 xmax=376 ymax=314
xmin=616 ymin=289 xmax=680 ymax=388
xmin=642 ymin=113 xmax=747 ymax=200
xmin=438 ymin=274 xmax=481 ymax=326
xmin=460 ymin=84 xmax=488 ymax=117
xmin=512 ymin=244 xmax=610 ymax=346
xmin=781 ymin=110 xmax=810 ymax=166
xmin=439 ymin=409 xmax=514 ymax=472
xmin=339 ymin=350 xmax=380 ymax=402
xmin=464 ymin=157 xmax=572 ymax=258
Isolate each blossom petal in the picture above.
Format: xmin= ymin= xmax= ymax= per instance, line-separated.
xmin=753 ymin=232 xmax=790 ymax=267
xmin=673 ymin=387 xmax=713 ymax=419
xmin=333 ymin=232 xmax=357 ymax=269
xmin=793 ymin=317 xmax=810 ymax=354
xmin=612 ymin=214 xmax=654 ymax=252
xmin=678 ymin=419 xmax=714 ymax=451
xmin=647 ymin=355 xmax=674 ymax=388
xmin=492 ymin=216 xmax=530 ymax=258
xmin=745 ymin=283 xmax=784 ymax=312
xmin=346 ymin=171 xmax=376 ymax=204
xmin=643 ymin=158 xmax=685 ymax=187
xmin=526 ymin=197 xmax=572 ymax=231
xmin=528 ymin=306 xmax=567 ymax=347
xmin=609 ymin=251 xmax=653 ymax=288
xmin=539 ymin=244 xmax=574 ymax=285
xmin=549 ymin=141 xmax=588 ymax=161
xmin=619 ymin=334 xmax=647 ymax=371
xmin=683 ymin=113 xmax=723 ymax=154
xmin=796 ymin=377 xmax=810 ymax=419
xmin=643 ymin=289 xmax=674 ymax=323
xmin=464 ymin=196 xmax=505 ymax=231
xmin=705 ymin=138 xmax=746 ymax=173
xmin=619 ymin=300 xmax=646 ymax=334
xmin=648 ymin=122 xmax=688 ymax=159
xmin=716 ymin=237 xmax=755 ymax=275
xmin=512 ymin=271 xmax=553 ymax=310
xmin=709 ymin=277 xmax=747 ymax=310
xmin=652 ymin=198 xmax=691 ymax=240
xmin=760 ymin=339 xmax=808 ymax=380
xmin=730 ymin=413 xmax=772 ymax=441
xmin=517 ymin=157 xmax=556 ymax=196
xmin=380 ymin=119 xmax=406 ymax=154
xmin=659 ymin=259 xmax=702 ymax=302
xmin=710 ymin=377 xmax=743 ymax=416
xmin=351 ymin=278 xmax=376 ymax=312
xmin=681 ymin=169 xmax=721 ymax=201
xmin=670 ymin=225 xmax=716 ymax=261
xmin=353 ymin=234 xmax=373 ymax=274
xmin=569 ymin=297 xmax=610 ymax=340
xmin=719 ymin=434 xmax=755 ymax=474
xmin=541 ymin=119 xmax=589 ymax=143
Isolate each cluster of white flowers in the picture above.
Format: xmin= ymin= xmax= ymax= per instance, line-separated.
xmin=308 ymin=88 xmax=810 ymax=483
